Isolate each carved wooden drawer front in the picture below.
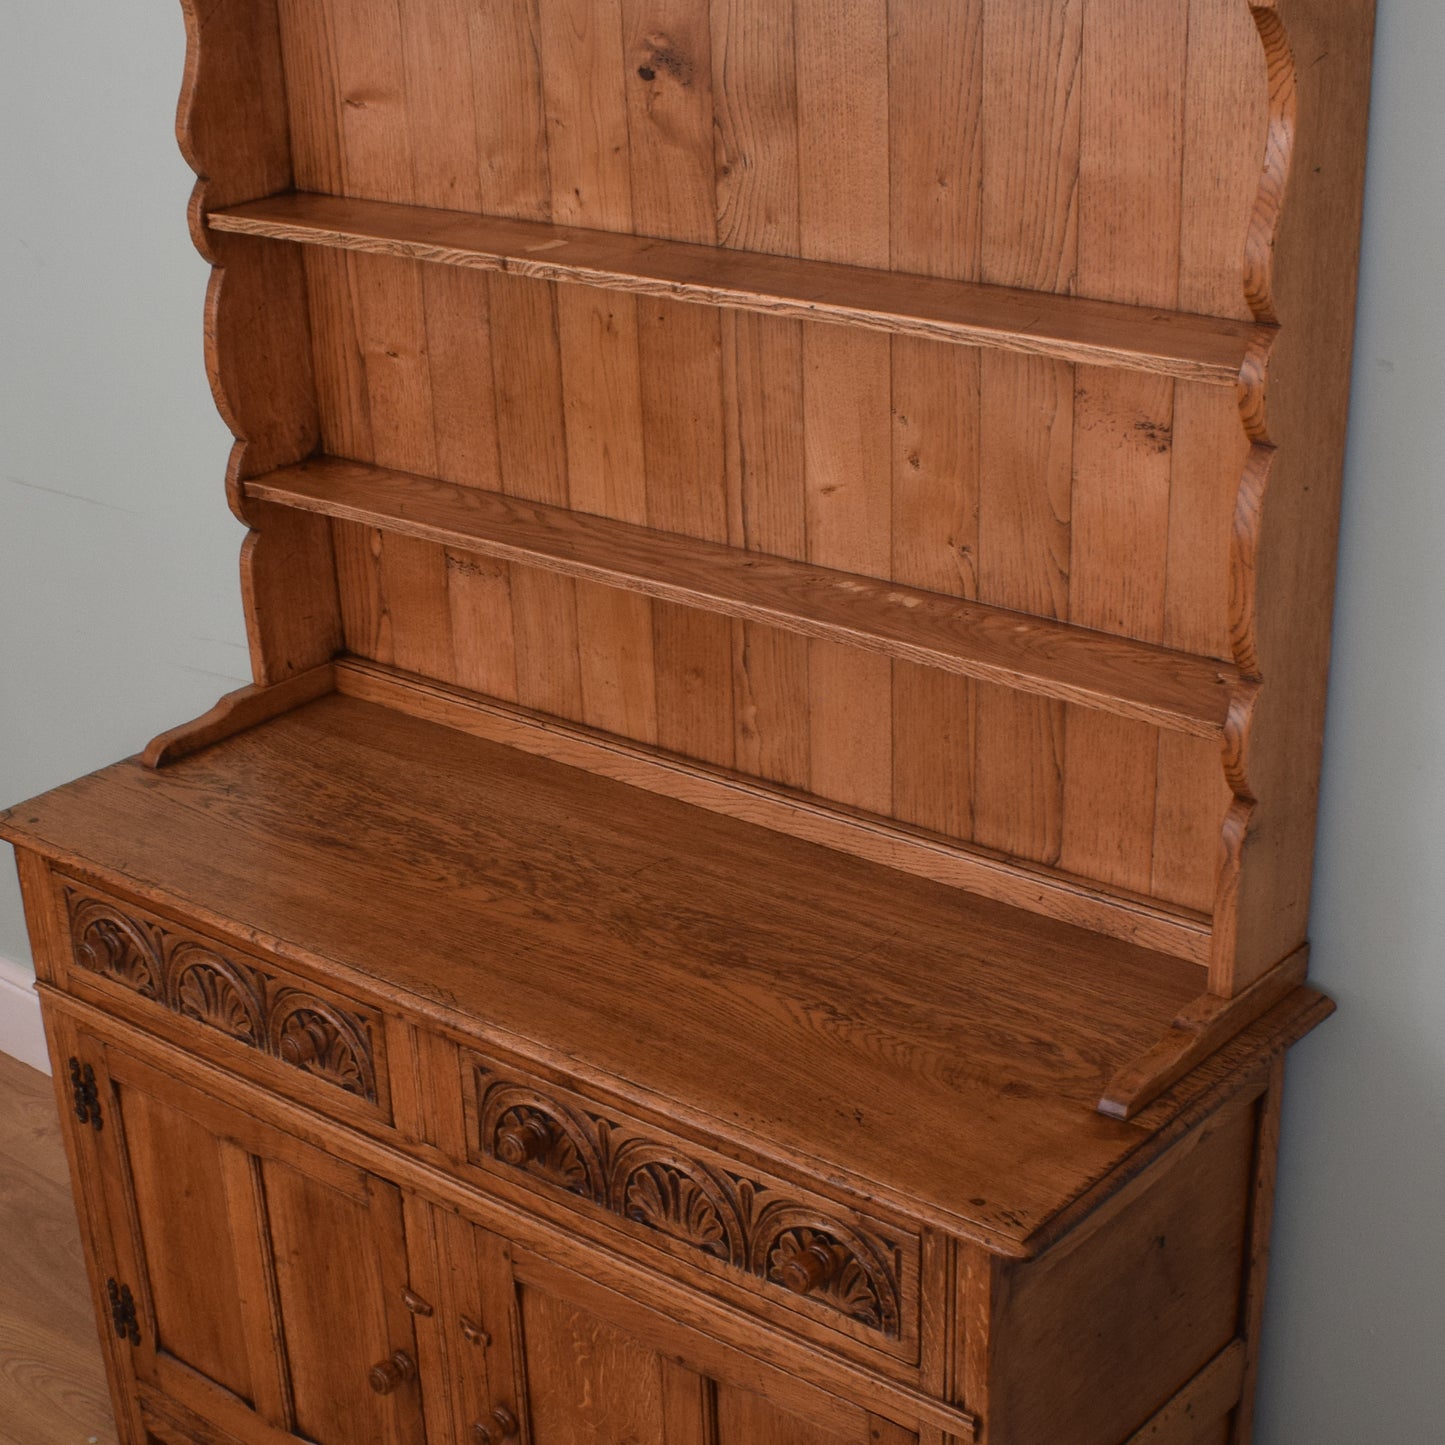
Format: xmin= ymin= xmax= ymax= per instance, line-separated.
xmin=60 ymin=878 xmax=389 ymax=1123
xmin=460 ymin=1054 xmax=921 ymax=1366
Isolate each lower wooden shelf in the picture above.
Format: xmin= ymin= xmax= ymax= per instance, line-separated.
xmin=245 ymin=456 xmax=1250 ymax=740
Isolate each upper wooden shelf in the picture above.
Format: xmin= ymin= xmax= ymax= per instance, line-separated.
xmin=247 ymin=457 xmax=1250 ymax=740
xmin=209 ymin=192 xmax=1270 ymax=386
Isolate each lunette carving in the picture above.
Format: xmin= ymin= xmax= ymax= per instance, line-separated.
xmin=267 ymin=991 xmax=376 ymax=1102
xmin=64 ymin=888 xmax=377 ymax=1104
xmin=170 ymin=943 xmax=264 ymax=1044
xmin=476 ymin=1074 xmax=902 ymax=1337
xmin=71 ymin=898 xmax=161 ymax=1000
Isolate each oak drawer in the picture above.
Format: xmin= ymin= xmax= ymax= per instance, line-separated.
xmin=55 ymin=874 xmax=391 ymax=1128
xmin=458 ymin=1049 xmax=922 ymax=1370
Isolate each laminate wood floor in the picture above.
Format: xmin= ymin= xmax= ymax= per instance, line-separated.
xmin=0 ymin=1049 xmax=117 ymax=1445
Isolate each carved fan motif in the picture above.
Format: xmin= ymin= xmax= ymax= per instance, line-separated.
xmin=70 ymin=900 xmax=160 ymax=999
xmin=269 ymin=1000 xmax=376 ymax=1102
xmin=170 ymin=948 xmax=262 ymax=1043
xmin=492 ymin=1105 xmax=591 ymax=1195
xmin=764 ymin=1226 xmax=895 ymax=1334
xmin=623 ymin=1162 xmax=730 ymax=1259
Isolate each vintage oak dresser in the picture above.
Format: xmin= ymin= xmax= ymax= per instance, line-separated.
xmin=1 ymin=2 xmax=1376 ymax=1442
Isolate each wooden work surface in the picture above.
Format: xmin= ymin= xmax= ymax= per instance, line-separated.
xmin=1 ymin=695 xmax=1320 ymax=1250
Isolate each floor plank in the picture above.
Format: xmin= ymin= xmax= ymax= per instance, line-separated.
xmin=0 ymin=1050 xmax=118 ymax=1445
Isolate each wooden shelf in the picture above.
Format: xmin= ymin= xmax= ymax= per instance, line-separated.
xmin=209 ymin=192 xmax=1270 ymax=386
xmin=246 ymin=457 xmax=1251 ymax=739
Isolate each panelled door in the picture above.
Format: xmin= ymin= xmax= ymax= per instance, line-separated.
xmin=407 ymin=1201 xmax=919 ymax=1445
xmin=61 ymin=1023 xmax=428 ymax=1445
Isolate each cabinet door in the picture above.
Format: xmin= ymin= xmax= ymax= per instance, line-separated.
xmin=410 ymin=1203 xmax=917 ymax=1445
xmin=66 ymin=1029 xmax=427 ymax=1445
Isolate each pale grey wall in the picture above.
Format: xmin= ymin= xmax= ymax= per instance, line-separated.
xmin=1 ymin=1 xmax=1440 ymax=1438
xmin=0 ymin=1 xmax=248 ymax=969
xmin=1251 ymin=1 xmax=1445 ymax=1436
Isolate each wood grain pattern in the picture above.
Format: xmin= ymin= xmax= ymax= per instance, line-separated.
xmin=335 ymin=659 xmax=1213 ymax=962
xmin=212 ymin=190 xmax=1268 ymax=385
xmin=972 ymin=0 xmax=1081 ymax=869
xmin=1 ymin=694 xmax=1211 ymax=1251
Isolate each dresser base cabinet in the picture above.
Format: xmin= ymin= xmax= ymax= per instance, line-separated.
xmin=6 ymin=713 xmax=1326 ymax=1445
xmin=38 ymin=982 xmax=1294 ymax=1445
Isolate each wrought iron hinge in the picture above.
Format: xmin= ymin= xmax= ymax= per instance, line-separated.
xmin=107 ymin=1278 xmax=141 ymax=1346
xmin=68 ymin=1058 xmax=102 ymax=1130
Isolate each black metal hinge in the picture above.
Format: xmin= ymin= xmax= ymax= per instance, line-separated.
xmin=107 ymin=1278 xmax=141 ymax=1346
xmin=68 ymin=1058 xmax=102 ymax=1130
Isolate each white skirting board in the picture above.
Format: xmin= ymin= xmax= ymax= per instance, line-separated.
xmin=0 ymin=956 xmax=48 ymax=1074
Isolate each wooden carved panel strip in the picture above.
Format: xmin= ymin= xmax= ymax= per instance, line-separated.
xmin=470 ymin=1068 xmax=912 ymax=1345
xmin=64 ymin=886 xmax=379 ymax=1106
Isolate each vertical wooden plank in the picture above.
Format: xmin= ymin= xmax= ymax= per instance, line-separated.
xmin=712 ymin=0 xmax=809 ymax=790
xmin=795 ymin=0 xmax=893 ymax=816
xmin=1061 ymin=0 xmax=1190 ymax=896
xmin=217 ymin=1147 xmax=294 ymax=1431
xmin=469 ymin=0 xmax=553 ymax=221
xmin=1179 ymin=0 xmax=1268 ymax=326
xmin=297 ymin=0 xmax=460 ymax=691
xmin=625 ymin=0 xmax=736 ymax=769
xmin=422 ymin=264 xmax=517 ymax=697
xmin=974 ymin=0 xmax=1080 ymax=864
xmin=345 ymin=254 xmax=456 ymax=681
xmin=274 ymin=0 xmax=344 ymax=195
xmin=469 ymin=0 xmax=583 ymax=720
xmin=660 ymin=1361 xmax=715 ymax=1445
xmin=888 ymin=2 xmax=985 ymax=841
xmin=303 ymin=249 xmax=373 ymax=459
xmin=324 ymin=0 xmax=414 ymax=202
xmin=541 ymin=0 xmax=658 ymax=744
xmin=398 ymin=0 xmax=484 ymax=214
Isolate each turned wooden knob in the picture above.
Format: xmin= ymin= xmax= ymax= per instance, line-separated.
xmin=472 ymin=1405 xmax=520 ymax=1442
xmin=496 ymin=1115 xmax=550 ymax=1165
xmin=279 ymin=1018 xmax=330 ymax=1068
xmin=368 ymin=1350 xmax=416 ymax=1395
xmin=775 ymin=1242 xmax=839 ymax=1296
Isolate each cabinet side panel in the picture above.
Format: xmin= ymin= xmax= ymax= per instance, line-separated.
xmin=984 ymin=1100 xmax=1256 ymax=1445
xmin=1218 ymin=0 xmax=1378 ymax=989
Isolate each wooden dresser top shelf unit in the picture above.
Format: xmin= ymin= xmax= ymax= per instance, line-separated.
xmin=207 ymin=191 xmax=1272 ymax=386
xmin=0 ymin=690 xmax=1327 ymax=1258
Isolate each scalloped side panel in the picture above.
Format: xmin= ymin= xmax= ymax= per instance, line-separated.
xmin=179 ymin=0 xmax=340 ymax=685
